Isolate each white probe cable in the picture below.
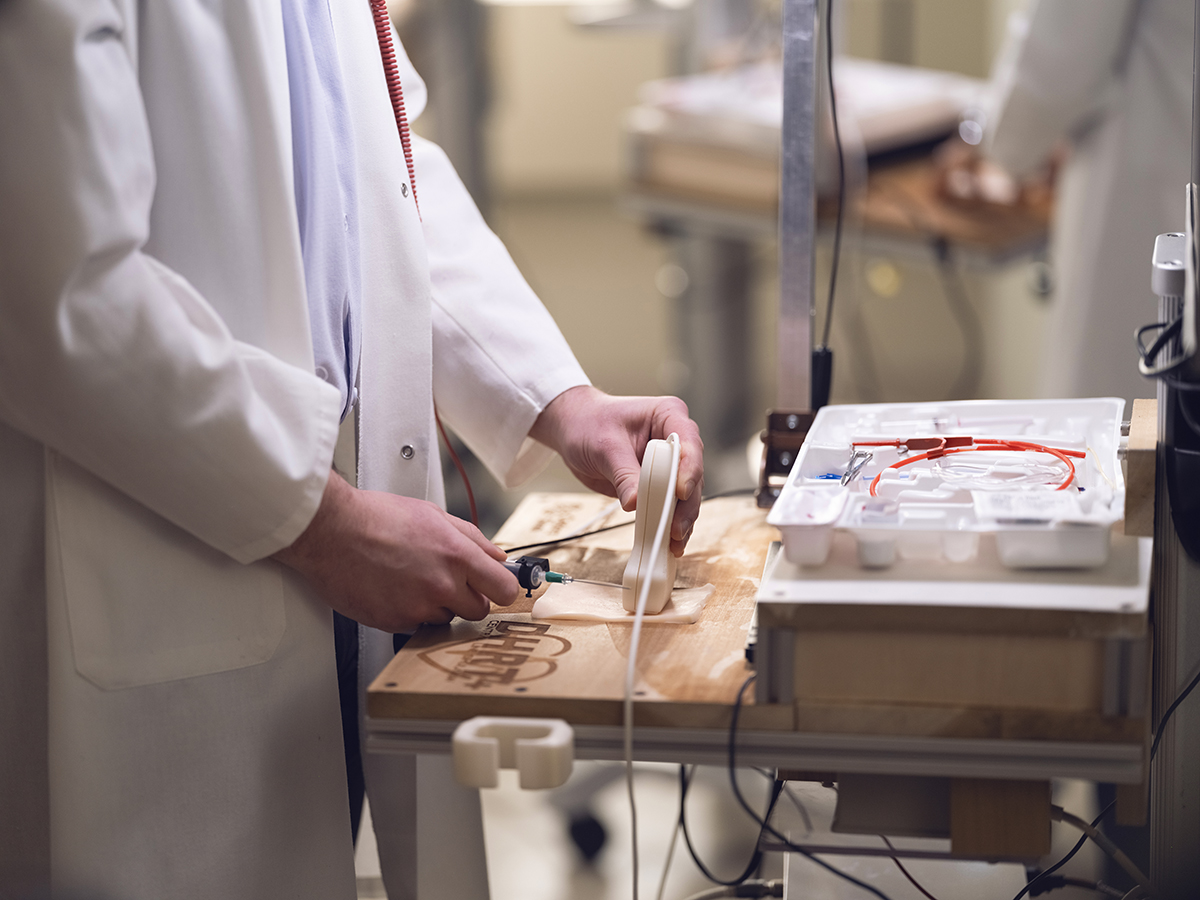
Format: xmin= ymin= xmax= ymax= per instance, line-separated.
xmin=625 ymin=433 xmax=681 ymax=900
xmin=1052 ymin=805 xmax=1151 ymax=893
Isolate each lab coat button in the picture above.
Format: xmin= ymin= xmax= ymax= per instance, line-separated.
xmin=400 ymin=444 xmax=415 ymax=460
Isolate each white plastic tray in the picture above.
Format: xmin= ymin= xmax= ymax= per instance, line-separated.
xmin=766 ymin=399 xmax=1126 ymax=570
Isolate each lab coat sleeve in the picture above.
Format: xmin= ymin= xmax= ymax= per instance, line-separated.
xmin=416 ymin=135 xmax=592 ymax=489
xmin=0 ymin=2 xmax=341 ymax=564
xmin=985 ymin=0 xmax=1139 ymax=176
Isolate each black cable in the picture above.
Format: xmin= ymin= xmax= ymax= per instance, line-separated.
xmin=679 ymin=764 xmax=783 ymax=886
xmin=1136 ymin=318 xmax=1182 ymax=366
xmin=932 ymin=237 xmax=985 ymax=400
xmin=502 ymin=521 xmax=630 ymax=554
xmin=780 ymin=783 xmax=815 ymax=834
xmin=1175 ymin=389 xmax=1200 ymax=437
xmin=1010 ymin=801 xmax=1116 ymax=900
xmin=1025 ymin=875 xmax=1125 ymax=897
xmin=820 ymin=0 xmax=846 ymax=352
xmin=499 ymin=488 xmax=756 ymax=553
xmin=702 ymin=487 xmax=759 ymax=501
xmin=1150 ymin=662 xmax=1200 ymax=759
xmin=1159 ymin=373 xmax=1200 ymax=391
xmin=726 ymin=676 xmax=896 ymax=900
xmin=879 ymin=835 xmax=941 ymax=900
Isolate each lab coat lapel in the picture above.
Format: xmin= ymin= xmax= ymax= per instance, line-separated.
xmin=329 ymin=0 xmax=435 ymax=501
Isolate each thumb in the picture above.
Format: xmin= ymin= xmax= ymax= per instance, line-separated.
xmin=608 ymin=451 xmax=642 ymax=511
xmin=613 ymin=464 xmax=640 ymax=511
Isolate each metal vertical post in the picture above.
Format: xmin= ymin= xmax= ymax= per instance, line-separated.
xmin=1150 ymin=398 xmax=1200 ymax=897
xmin=1148 ymin=8 xmax=1200 ymax=894
xmin=777 ymin=0 xmax=818 ymax=410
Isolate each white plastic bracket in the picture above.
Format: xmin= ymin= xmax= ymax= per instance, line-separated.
xmin=451 ymin=716 xmax=574 ymax=790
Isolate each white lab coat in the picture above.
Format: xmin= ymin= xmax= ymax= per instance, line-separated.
xmin=985 ymin=0 xmax=1193 ymax=405
xmin=0 ymin=1 xmax=587 ymax=897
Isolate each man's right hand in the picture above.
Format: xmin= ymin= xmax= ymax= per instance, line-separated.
xmin=273 ymin=472 xmax=520 ymax=632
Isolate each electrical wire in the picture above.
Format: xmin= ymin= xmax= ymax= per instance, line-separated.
xmin=1150 ymin=660 xmax=1200 ymax=759
xmin=679 ymin=764 xmax=783 ymax=887
xmin=499 ymin=488 xmax=755 ymax=554
xmin=679 ymin=884 xmax=783 ymax=900
xmin=368 ymin=0 xmax=482 ymax=533
xmin=878 ymin=835 xmax=940 ymax=900
xmin=1010 ymin=801 xmax=1115 ymax=900
xmin=655 ymin=817 xmax=683 ymax=900
xmin=820 ymin=0 xmax=846 ymax=352
xmin=625 ymin=434 xmax=682 ymax=900
xmin=1136 ymin=318 xmax=1184 ymax=376
xmin=1173 ymin=389 xmax=1200 ymax=437
xmin=368 ymin=0 xmax=419 ymax=214
xmin=779 ymin=781 xmax=814 ymax=834
xmin=725 ymin=676 xmax=896 ymax=900
xmin=1051 ymin=806 xmax=1150 ymax=892
xmin=751 ymin=766 xmax=814 ymax=835
xmin=1158 ymin=372 xmax=1200 ymax=391
xmin=502 ymin=521 xmax=630 ymax=554
xmin=1133 ymin=313 xmax=1200 ymax=387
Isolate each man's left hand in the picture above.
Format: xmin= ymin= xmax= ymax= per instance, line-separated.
xmin=529 ymin=385 xmax=703 ymax=556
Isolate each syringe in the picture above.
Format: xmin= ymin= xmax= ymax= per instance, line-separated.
xmin=503 ymin=555 xmax=573 ymax=596
xmin=502 ymin=556 xmax=618 ymax=595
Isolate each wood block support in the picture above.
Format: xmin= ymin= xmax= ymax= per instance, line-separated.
xmin=950 ymin=779 xmax=1051 ymax=859
xmin=1115 ymin=780 xmax=1149 ymax=828
xmin=1125 ymin=398 xmax=1157 ymax=537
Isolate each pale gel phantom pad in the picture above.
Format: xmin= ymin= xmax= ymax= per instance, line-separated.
xmin=531 ymin=582 xmax=715 ymax=624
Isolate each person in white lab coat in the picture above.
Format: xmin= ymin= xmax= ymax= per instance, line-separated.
xmin=985 ymin=0 xmax=1193 ymax=405
xmin=0 ymin=2 xmax=703 ymax=898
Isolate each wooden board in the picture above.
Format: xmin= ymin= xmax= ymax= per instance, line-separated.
xmin=368 ymin=494 xmax=792 ymax=731
xmin=1124 ymin=398 xmax=1157 ymax=537
xmin=791 ymin=701 xmax=1144 ymax=743
xmin=627 ymin=144 xmax=1050 ymax=259
xmin=792 ymin=631 xmax=1105 ymax=712
xmin=370 ymin=492 xmax=1149 ymax=746
xmin=950 ymin=779 xmax=1051 ymax=859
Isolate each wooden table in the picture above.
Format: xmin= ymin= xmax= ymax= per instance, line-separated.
xmin=369 ymin=487 xmax=1147 ymax=777
xmin=369 ymin=492 xmax=788 ymax=732
xmin=369 ymin=482 xmax=1152 ymax=865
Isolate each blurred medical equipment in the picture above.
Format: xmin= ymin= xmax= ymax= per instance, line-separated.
xmin=986 ymin=0 xmax=1194 ymax=407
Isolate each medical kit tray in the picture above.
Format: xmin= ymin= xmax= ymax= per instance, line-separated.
xmin=766 ymin=398 xmax=1126 ymax=569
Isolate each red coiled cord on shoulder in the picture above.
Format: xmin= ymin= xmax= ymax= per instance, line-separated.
xmin=369 ymin=1 xmax=481 ymax=526
xmin=368 ymin=0 xmax=419 ymax=216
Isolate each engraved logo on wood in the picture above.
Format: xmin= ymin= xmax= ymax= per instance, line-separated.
xmin=417 ymin=620 xmax=572 ymax=690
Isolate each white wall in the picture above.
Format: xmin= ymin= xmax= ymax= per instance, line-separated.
xmin=486 ymin=7 xmax=673 ymax=194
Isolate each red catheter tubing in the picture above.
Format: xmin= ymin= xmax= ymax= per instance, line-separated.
xmin=866 ymin=439 xmax=1087 ymax=498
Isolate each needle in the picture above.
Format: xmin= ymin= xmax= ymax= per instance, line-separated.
xmin=561 ymin=577 xmax=624 ymax=588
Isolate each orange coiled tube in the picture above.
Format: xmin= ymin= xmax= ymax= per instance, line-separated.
xmin=868 ymin=439 xmax=1087 ymax=497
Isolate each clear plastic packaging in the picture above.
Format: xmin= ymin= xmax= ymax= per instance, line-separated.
xmin=766 ymin=399 xmax=1126 ymax=570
